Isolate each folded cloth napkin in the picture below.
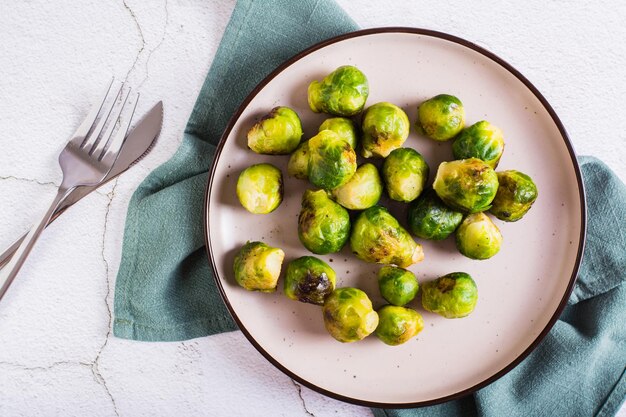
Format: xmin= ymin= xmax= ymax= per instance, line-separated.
xmin=113 ymin=0 xmax=626 ymax=415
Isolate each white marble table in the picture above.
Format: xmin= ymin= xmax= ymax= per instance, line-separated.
xmin=0 ymin=1 xmax=624 ymax=416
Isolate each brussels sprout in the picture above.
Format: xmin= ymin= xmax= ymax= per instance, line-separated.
xmin=247 ymin=106 xmax=303 ymax=154
xmin=322 ymin=287 xmax=379 ymax=343
xmin=330 ymin=163 xmax=383 ymax=210
xmin=319 ymin=117 xmax=358 ymax=149
xmin=416 ymin=94 xmax=465 ymax=141
xmin=375 ymin=305 xmax=424 ymax=346
xmin=284 ymin=256 xmax=336 ymax=305
xmin=378 ymin=266 xmax=419 ymax=306
xmin=308 ymin=65 xmax=369 ymax=117
xmin=233 ymin=241 xmax=285 ymax=292
xmin=433 ymin=158 xmax=499 ymax=213
xmin=361 ymin=102 xmax=410 ymax=158
xmin=456 ymin=212 xmax=502 ymax=260
xmin=287 ymin=141 xmax=309 ymax=180
xmin=382 ymin=148 xmax=430 ymax=202
xmin=407 ymin=189 xmax=463 ymax=240
xmin=236 ymin=163 xmax=283 ymax=214
xmin=350 ymin=206 xmax=424 ymax=268
xmin=489 ymin=170 xmax=538 ymax=222
xmin=308 ymin=130 xmax=357 ymax=190
xmin=421 ymin=272 xmax=478 ymax=318
xmin=298 ymin=189 xmax=350 ymax=254
xmin=452 ymin=121 xmax=505 ymax=168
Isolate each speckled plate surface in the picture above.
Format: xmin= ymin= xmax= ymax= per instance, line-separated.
xmin=204 ymin=28 xmax=585 ymax=407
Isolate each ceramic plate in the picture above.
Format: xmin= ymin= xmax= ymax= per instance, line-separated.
xmin=204 ymin=28 xmax=585 ymax=407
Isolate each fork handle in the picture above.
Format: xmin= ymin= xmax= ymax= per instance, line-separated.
xmin=0 ymin=186 xmax=74 ymax=301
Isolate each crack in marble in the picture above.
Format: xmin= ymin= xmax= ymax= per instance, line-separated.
xmin=290 ymin=379 xmax=316 ymax=417
xmin=139 ymin=0 xmax=170 ymax=90
xmin=0 ymin=360 xmax=92 ymax=371
xmin=0 ymin=175 xmax=58 ymax=188
xmin=122 ymin=0 xmax=147 ymax=81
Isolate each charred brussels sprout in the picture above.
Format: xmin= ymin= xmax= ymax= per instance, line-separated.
xmin=417 ymin=94 xmax=465 ymax=141
xmin=298 ymin=189 xmax=350 ymax=254
xmin=308 ymin=130 xmax=357 ymax=190
xmin=236 ymin=163 xmax=283 ymax=214
xmin=382 ymin=148 xmax=430 ymax=202
xmin=350 ymin=206 xmax=424 ymax=268
xmin=284 ymin=256 xmax=336 ymax=305
xmin=287 ymin=141 xmax=310 ymax=180
xmin=452 ymin=121 xmax=505 ymax=168
xmin=308 ymin=65 xmax=369 ymax=116
xmin=322 ymin=287 xmax=379 ymax=343
xmin=490 ymin=170 xmax=538 ymax=221
xmin=361 ymin=102 xmax=410 ymax=158
xmin=375 ymin=305 xmax=424 ymax=346
xmin=407 ymin=189 xmax=463 ymax=240
xmin=330 ymin=163 xmax=383 ymax=210
xmin=456 ymin=212 xmax=502 ymax=260
xmin=233 ymin=241 xmax=285 ymax=292
xmin=247 ymin=106 xmax=303 ymax=154
xmin=319 ymin=117 xmax=358 ymax=149
xmin=421 ymin=272 xmax=478 ymax=318
xmin=433 ymin=158 xmax=499 ymax=213
xmin=378 ymin=266 xmax=419 ymax=306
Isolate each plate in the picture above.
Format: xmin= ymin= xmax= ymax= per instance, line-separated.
xmin=204 ymin=28 xmax=585 ymax=407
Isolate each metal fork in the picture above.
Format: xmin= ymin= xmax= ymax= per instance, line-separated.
xmin=0 ymin=79 xmax=139 ymax=301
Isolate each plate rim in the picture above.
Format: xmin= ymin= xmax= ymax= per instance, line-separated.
xmin=203 ymin=27 xmax=587 ymax=408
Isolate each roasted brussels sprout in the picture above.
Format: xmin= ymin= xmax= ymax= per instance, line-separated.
xmin=319 ymin=117 xmax=358 ymax=149
xmin=452 ymin=121 xmax=505 ymax=168
xmin=417 ymin=94 xmax=465 ymax=141
xmin=407 ymin=189 xmax=463 ymax=240
xmin=361 ymin=102 xmax=410 ymax=158
xmin=489 ymin=170 xmax=538 ymax=222
xmin=308 ymin=65 xmax=369 ymax=116
xmin=330 ymin=163 xmax=383 ymax=210
xmin=456 ymin=212 xmax=502 ymax=260
xmin=298 ymin=189 xmax=350 ymax=254
xmin=322 ymin=287 xmax=379 ymax=343
xmin=247 ymin=106 xmax=303 ymax=154
xmin=287 ymin=141 xmax=309 ymax=180
xmin=433 ymin=158 xmax=499 ymax=213
xmin=421 ymin=272 xmax=478 ymax=318
xmin=378 ymin=266 xmax=419 ymax=306
xmin=284 ymin=256 xmax=336 ymax=305
xmin=236 ymin=163 xmax=283 ymax=214
xmin=382 ymin=148 xmax=430 ymax=202
xmin=233 ymin=241 xmax=285 ymax=292
xmin=375 ymin=305 xmax=424 ymax=346
xmin=308 ymin=130 xmax=357 ymax=190
xmin=350 ymin=206 xmax=424 ymax=268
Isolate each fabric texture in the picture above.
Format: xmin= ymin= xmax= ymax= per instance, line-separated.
xmin=113 ymin=0 xmax=626 ymax=415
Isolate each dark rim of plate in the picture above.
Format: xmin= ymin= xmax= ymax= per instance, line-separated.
xmin=203 ymin=27 xmax=587 ymax=409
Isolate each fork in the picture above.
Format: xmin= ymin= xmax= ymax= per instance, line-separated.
xmin=0 ymin=79 xmax=138 ymax=301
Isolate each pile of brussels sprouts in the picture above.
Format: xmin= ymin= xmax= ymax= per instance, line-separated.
xmin=233 ymin=65 xmax=538 ymax=345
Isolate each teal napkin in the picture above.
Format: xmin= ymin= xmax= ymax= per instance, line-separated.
xmin=113 ymin=0 xmax=626 ymax=415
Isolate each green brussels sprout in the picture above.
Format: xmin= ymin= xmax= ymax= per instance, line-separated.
xmin=308 ymin=130 xmax=357 ymax=190
xmin=416 ymin=94 xmax=465 ymax=141
xmin=236 ymin=163 xmax=283 ymax=214
xmin=421 ymin=272 xmax=478 ymax=318
xmin=456 ymin=212 xmax=502 ymax=260
xmin=378 ymin=266 xmax=419 ymax=306
xmin=233 ymin=241 xmax=285 ymax=292
xmin=247 ymin=106 xmax=303 ymax=154
xmin=375 ymin=305 xmax=424 ymax=346
xmin=308 ymin=65 xmax=369 ymax=116
xmin=382 ymin=148 xmax=430 ymax=202
xmin=330 ymin=163 xmax=383 ymax=210
xmin=433 ymin=158 xmax=499 ymax=213
xmin=350 ymin=206 xmax=424 ymax=268
xmin=361 ymin=102 xmax=410 ymax=158
xmin=452 ymin=121 xmax=505 ymax=168
xmin=319 ymin=117 xmax=358 ymax=149
xmin=298 ymin=189 xmax=350 ymax=254
xmin=407 ymin=189 xmax=463 ymax=240
xmin=284 ymin=256 xmax=336 ymax=305
xmin=287 ymin=141 xmax=309 ymax=180
xmin=489 ymin=170 xmax=538 ymax=222
xmin=322 ymin=287 xmax=379 ymax=343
